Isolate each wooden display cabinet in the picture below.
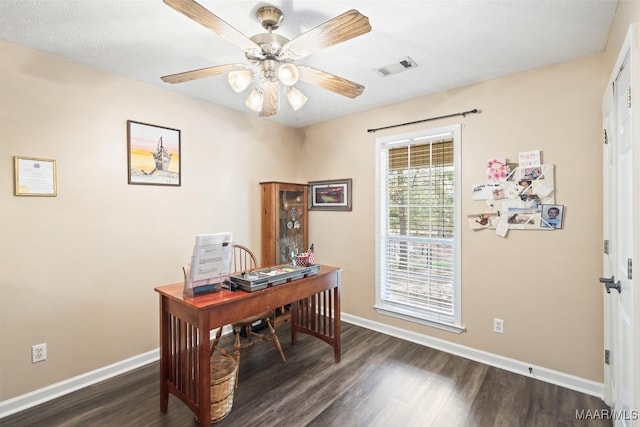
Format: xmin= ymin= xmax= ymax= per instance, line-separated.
xmin=260 ymin=181 xmax=309 ymax=326
xmin=260 ymin=181 xmax=309 ymax=268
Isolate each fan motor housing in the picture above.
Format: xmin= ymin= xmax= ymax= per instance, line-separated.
xmin=248 ymin=33 xmax=289 ymax=59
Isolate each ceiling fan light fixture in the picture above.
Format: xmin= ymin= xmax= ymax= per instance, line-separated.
xmin=228 ymin=69 xmax=254 ymax=93
xmin=245 ymin=87 xmax=264 ymax=112
xmin=277 ymin=63 xmax=299 ymax=86
xmin=162 ymin=1 xmax=371 ymax=118
xmin=286 ymin=86 xmax=307 ymax=111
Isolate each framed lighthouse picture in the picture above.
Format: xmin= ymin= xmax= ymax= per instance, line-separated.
xmin=127 ymin=120 xmax=181 ymax=186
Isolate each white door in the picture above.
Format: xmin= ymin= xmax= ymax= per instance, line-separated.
xmin=602 ymin=25 xmax=638 ymax=426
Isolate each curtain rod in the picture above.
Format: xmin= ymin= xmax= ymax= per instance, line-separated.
xmin=367 ymin=108 xmax=480 ymax=133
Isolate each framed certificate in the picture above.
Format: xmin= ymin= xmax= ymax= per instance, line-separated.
xmin=14 ymin=156 xmax=57 ymax=197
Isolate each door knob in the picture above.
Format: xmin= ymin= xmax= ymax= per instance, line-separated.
xmin=599 ymin=276 xmax=621 ymax=294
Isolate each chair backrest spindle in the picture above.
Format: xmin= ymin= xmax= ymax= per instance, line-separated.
xmin=233 ymin=244 xmax=258 ymax=273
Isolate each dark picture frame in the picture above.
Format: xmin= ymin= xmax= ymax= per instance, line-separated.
xmin=309 ymin=178 xmax=352 ymax=211
xmin=127 ymin=120 xmax=181 ymax=186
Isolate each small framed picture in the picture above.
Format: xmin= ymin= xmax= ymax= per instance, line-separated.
xmin=127 ymin=120 xmax=181 ymax=186
xmin=540 ymin=204 xmax=564 ymax=229
xmin=309 ymin=178 xmax=352 ymax=211
xmin=14 ymin=156 xmax=57 ymax=196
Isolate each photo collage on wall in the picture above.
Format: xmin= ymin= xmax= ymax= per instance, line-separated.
xmin=469 ymin=150 xmax=564 ymax=237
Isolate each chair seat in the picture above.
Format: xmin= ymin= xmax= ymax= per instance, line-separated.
xmin=209 ymin=244 xmax=286 ymax=388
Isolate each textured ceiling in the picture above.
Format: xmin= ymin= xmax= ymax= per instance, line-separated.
xmin=0 ymin=0 xmax=618 ymax=128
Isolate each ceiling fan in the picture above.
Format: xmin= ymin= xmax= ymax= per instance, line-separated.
xmin=161 ymin=0 xmax=371 ymax=117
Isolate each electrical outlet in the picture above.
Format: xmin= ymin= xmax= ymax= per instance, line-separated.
xmin=32 ymin=343 xmax=47 ymax=363
xmin=493 ymin=318 xmax=504 ymax=334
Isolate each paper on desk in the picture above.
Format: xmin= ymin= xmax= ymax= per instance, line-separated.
xmin=188 ymin=232 xmax=233 ymax=287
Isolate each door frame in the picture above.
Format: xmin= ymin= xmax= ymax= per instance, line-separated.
xmin=602 ymin=23 xmax=640 ymax=419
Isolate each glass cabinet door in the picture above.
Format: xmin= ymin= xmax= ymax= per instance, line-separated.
xmin=278 ymin=189 xmax=306 ymax=263
xmin=260 ymin=182 xmax=309 ymax=267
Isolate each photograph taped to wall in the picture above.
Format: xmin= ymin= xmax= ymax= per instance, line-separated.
xmin=518 ymin=150 xmax=541 ymax=169
xmin=472 ymin=183 xmax=501 ymax=200
xmin=523 ymin=166 xmax=543 ymax=180
xmin=490 ymin=164 xmax=555 ymax=230
xmin=492 ymin=187 xmax=507 ymax=200
xmin=467 ymin=213 xmax=500 ymax=230
xmin=486 ymin=158 xmax=508 ymax=183
xmin=505 ymin=207 xmax=538 ymax=229
xmin=540 ymin=204 xmax=564 ymax=229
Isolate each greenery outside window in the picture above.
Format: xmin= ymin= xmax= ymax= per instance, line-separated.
xmin=374 ymin=124 xmax=463 ymax=333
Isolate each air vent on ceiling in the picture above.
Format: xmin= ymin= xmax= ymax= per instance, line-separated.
xmin=376 ymin=56 xmax=418 ymax=77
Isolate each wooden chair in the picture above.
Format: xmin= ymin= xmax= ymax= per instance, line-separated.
xmin=210 ymin=244 xmax=286 ymax=385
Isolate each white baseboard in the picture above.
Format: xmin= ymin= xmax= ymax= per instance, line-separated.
xmin=1 ymin=317 xmax=603 ymax=419
xmin=0 ymin=326 xmax=233 ymax=419
xmin=0 ymin=349 xmax=158 ymax=419
xmin=341 ymin=313 xmax=604 ymax=398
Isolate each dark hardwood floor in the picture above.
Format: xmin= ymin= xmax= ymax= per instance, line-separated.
xmin=2 ymin=322 xmax=611 ymax=427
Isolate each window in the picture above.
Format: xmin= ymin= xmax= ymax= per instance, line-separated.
xmin=374 ymin=125 xmax=463 ymax=333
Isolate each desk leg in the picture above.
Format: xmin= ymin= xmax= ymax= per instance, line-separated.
xmin=333 ymin=285 xmax=341 ymax=362
xmin=290 ymin=300 xmax=298 ymax=345
xmin=159 ymin=296 xmax=169 ymax=412
xmin=290 ymin=285 xmax=341 ymax=363
xmin=198 ymin=318 xmax=211 ymax=425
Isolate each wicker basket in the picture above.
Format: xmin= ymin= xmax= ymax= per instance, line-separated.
xmin=209 ymin=356 xmax=237 ymax=423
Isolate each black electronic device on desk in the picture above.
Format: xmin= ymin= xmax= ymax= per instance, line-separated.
xmin=229 ymin=264 xmax=320 ymax=292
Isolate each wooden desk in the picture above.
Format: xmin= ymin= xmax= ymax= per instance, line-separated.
xmin=155 ymin=265 xmax=342 ymax=424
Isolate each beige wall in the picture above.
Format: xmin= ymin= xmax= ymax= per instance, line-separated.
xmin=1 ymin=2 xmax=638 ymax=403
xmin=0 ymin=39 xmax=301 ymax=399
xmin=301 ymin=52 xmax=607 ymax=381
xmin=299 ymin=2 xmax=640 ymax=383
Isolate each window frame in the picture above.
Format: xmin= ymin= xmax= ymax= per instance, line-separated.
xmin=374 ymin=124 xmax=463 ymax=333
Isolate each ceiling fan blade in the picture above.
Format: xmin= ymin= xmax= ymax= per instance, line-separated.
xmin=260 ymin=80 xmax=279 ymax=117
xmin=163 ymin=0 xmax=260 ymax=52
xmin=282 ymin=9 xmax=371 ymax=59
xmin=297 ymin=65 xmax=365 ymax=99
xmin=161 ymin=64 xmax=245 ymax=84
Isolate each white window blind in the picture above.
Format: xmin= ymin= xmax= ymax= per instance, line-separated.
xmin=375 ymin=125 xmax=462 ymax=331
